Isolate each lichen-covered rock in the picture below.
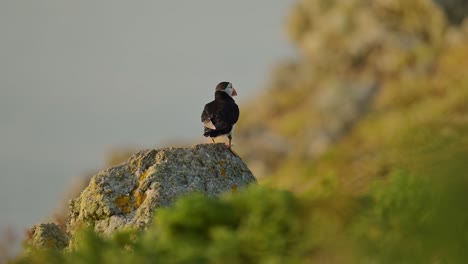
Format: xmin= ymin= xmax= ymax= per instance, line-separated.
xmin=68 ymin=143 xmax=256 ymax=234
xmin=28 ymin=223 xmax=69 ymax=250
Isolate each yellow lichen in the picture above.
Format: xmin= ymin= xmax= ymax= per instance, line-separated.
xmin=130 ymin=168 xmax=154 ymax=209
xmin=134 ymin=191 xmax=147 ymax=209
xmin=219 ymin=160 xmax=225 ymax=165
xmin=231 ymin=184 xmax=238 ymax=195
xmin=115 ymin=195 xmax=132 ymax=214
xmin=139 ymin=170 xmax=151 ymax=182
xmin=220 ymin=169 xmax=227 ymax=178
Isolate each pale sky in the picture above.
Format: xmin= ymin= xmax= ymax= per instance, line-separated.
xmin=0 ymin=0 xmax=295 ymax=242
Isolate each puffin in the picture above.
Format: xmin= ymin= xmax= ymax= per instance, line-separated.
xmin=201 ymin=81 xmax=240 ymax=150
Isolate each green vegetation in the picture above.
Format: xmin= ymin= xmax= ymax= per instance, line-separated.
xmin=355 ymin=170 xmax=468 ymax=263
xmin=17 ymin=187 xmax=303 ymax=263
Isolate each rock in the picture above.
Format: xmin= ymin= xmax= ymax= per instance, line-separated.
xmin=286 ymin=0 xmax=446 ymax=76
xmin=28 ymin=223 xmax=69 ymax=250
xmin=68 ymin=143 xmax=256 ymax=235
xmin=49 ymin=148 xmax=137 ymax=230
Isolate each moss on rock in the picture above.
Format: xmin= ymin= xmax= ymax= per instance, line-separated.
xmin=27 ymin=223 xmax=69 ymax=250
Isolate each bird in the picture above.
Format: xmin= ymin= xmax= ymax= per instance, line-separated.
xmin=201 ymin=81 xmax=240 ymax=151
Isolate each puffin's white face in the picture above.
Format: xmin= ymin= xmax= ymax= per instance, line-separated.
xmin=224 ymin=83 xmax=238 ymax=97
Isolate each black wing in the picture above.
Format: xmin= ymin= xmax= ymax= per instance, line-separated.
xmin=225 ymin=102 xmax=239 ymax=125
xmin=201 ymin=101 xmax=239 ymax=131
xmin=201 ymin=101 xmax=217 ymax=129
xmin=211 ymin=101 xmax=238 ymax=131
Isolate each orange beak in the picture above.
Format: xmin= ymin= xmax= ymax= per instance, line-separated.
xmin=232 ymin=88 xmax=238 ymax=96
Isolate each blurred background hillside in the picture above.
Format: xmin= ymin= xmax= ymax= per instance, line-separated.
xmin=4 ymin=0 xmax=468 ymax=262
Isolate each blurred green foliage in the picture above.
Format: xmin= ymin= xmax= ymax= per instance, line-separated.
xmin=16 ymin=187 xmax=305 ymax=264
xmin=354 ymin=170 xmax=468 ymax=263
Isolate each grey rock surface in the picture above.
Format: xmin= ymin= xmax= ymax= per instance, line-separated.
xmin=28 ymin=223 xmax=69 ymax=250
xmin=68 ymin=143 xmax=256 ymax=234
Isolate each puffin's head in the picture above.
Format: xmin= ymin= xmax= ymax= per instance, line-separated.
xmin=215 ymin=81 xmax=237 ymax=97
